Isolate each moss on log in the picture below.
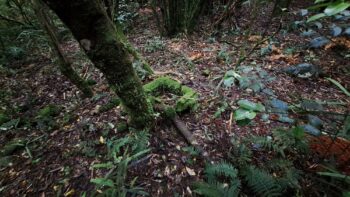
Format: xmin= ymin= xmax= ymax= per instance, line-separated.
xmin=143 ymin=77 xmax=198 ymax=113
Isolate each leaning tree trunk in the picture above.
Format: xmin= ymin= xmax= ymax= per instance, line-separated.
xmin=33 ymin=0 xmax=93 ymax=98
xmin=42 ymin=0 xmax=153 ymax=129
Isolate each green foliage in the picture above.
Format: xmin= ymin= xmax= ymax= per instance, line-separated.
xmin=153 ymin=0 xmax=203 ymax=35
xmin=99 ymin=97 xmax=121 ymax=113
xmin=182 ymin=146 xmax=200 ymax=157
xmin=0 ymin=138 xmax=25 ymax=156
xmin=35 ymin=104 xmax=61 ymax=131
xmin=223 ymin=70 xmax=240 ymax=88
xmin=238 ymin=99 xmax=265 ymax=112
xmin=242 ymin=165 xmax=282 ymax=197
xmin=143 ymin=77 xmax=198 ymax=113
xmin=213 ymin=102 xmax=228 ymax=118
xmin=225 ymin=127 xmax=311 ymax=196
xmin=252 ymin=127 xmax=309 ymax=157
xmin=91 ymin=131 xmax=151 ymax=196
xmin=114 ymin=0 xmax=140 ymax=31
xmin=194 ymin=162 xmax=240 ymax=197
xmin=234 ymin=99 xmax=265 ymax=124
xmin=307 ymin=1 xmax=350 ymax=22
xmin=144 ymin=36 xmax=165 ymax=53
xmin=326 ymin=78 xmax=350 ymax=97
xmin=0 ymin=112 xmax=9 ymax=125
xmin=37 ymin=104 xmax=61 ymax=117
xmin=0 ymin=117 xmax=20 ymax=131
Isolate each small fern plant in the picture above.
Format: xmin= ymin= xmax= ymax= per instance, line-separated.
xmin=193 ymin=162 xmax=241 ymax=197
xmin=229 ymin=127 xmax=306 ymax=196
xmin=90 ymin=131 xmax=150 ymax=197
xmin=242 ymin=165 xmax=282 ymax=197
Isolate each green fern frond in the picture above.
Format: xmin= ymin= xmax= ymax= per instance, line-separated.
xmin=277 ymin=167 xmax=301 ymax=190
xmin=242 ymin=165 xmax=282 ymax=197
xmin=194 ymin=162 xmax=240 ymax=197
xmin=193 ymin=182 xmax=225 ymax=197
xmin=205 ymin=162 xmax=239 ymax=183
xmin=266 ymin=159 xmax=294 ymax=171
xmin=194 ymin=181 xmax=240 ymax=197
xmin=230 ymin=138 xmax=253 ymax=166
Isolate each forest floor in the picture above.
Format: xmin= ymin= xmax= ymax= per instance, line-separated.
xmin=1 ymin=1 xmax=350 ymax=196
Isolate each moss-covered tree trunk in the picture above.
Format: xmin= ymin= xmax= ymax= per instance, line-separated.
xmin=42 ymin=0 xmax=153 ymax=129
xmin=102 ymin=0 xmax=154 ymax=76
xmin=33 ymin=0 xmax=93 ymax=98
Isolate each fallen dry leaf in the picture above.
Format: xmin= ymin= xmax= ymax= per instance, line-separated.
xmin=185 ymin=167 xmax=196 ymax=176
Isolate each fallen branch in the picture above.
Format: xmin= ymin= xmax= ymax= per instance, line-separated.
xmin=172 ymin=115 xmax=209 ymax=159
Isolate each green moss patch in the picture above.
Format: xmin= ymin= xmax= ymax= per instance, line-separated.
xmin=143 ymin=77 xmax=198 ymax=113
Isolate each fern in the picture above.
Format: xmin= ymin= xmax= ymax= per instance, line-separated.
xmin=265 ymin=159 xmax=301 ymax=191
xmin=205 ymin=162 xmax=239 ymax=183
xmin=229 ymin=138 xmax=253 ymax=166
xmin=242 ymin=165 xmax=282 ymax=197
xmin=193 ymin=182 xmax=227 ymax=197
xmin=129 ymin=130 xmax=150 ymax=153
xmin=194 ymin=162 xmax=240 ymax=197
xmin=92 ymin=132 xmax=150 ymax=197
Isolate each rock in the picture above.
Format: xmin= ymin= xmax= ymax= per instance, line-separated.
xmin=269 ymin=98 xmax=289 ymax=113
xmin=283 ymin=63 xmax=322 ymax=78
xmin=261 ymin=113 xmax=270 ymax=122
xmin=309 ymin=36 xmax=330 ymax=48
xmin=300 ymin=100 xmax=324 ymax=111
xmin=278 ymin=115 xmax=295 ymax=124
xmin=307 ymin=115 xmax=323 ymax=129
xmin=301 ymin=124 xmax=321 ymax=136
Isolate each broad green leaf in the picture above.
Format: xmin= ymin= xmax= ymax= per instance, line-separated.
xmin=326 ymin=78 xmax=350 ymax=97
xmin=234 ymin=109 xmax=256 ymax=121
xmin=324 ymin=2 xmax=350 ymax=16
xmin=91 ymin=178 xmax=115 ymax=187
xmin=223 ymin=76 xmax=235 ymax=88
xmin=223 ymin=70 xmax=241 ymax=88
xmin=307 ymin=13 xmax=326 ymax=22
xmin=237 ymin=99 xmax=265 ymax=112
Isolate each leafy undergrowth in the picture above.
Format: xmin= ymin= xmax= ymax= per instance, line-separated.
xmin=1 ymin=0 xmax=350 ymax=196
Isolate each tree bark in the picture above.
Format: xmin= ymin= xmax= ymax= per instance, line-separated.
xmin=42 ymin=0 xmax=153 ymax=129
xmin=33 ymin=0 xmax=93 ymax=98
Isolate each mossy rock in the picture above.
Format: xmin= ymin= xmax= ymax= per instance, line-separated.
xmin=143 ymin=77 xmax=198 ymax=113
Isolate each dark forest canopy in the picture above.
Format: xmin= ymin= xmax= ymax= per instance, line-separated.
xmin=0 ymin=0 xmax=349 ymax=196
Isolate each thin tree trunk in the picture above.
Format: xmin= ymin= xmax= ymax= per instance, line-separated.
xmin=33 ymin=0 xmax=93 ymax=98
xmin=42 ymin=0 xmax=153 ymax=129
